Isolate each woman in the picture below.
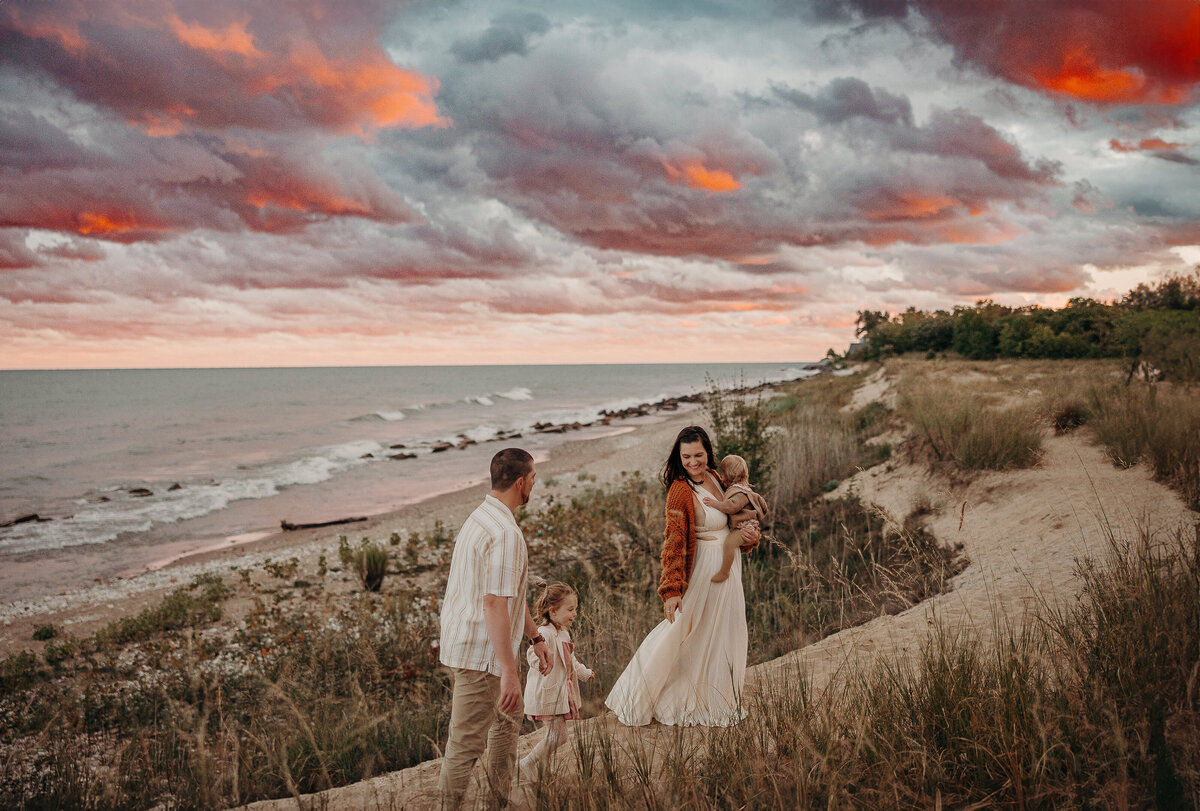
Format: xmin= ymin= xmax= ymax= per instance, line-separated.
xmin=605 ymin=425 xmax=760 ymax=727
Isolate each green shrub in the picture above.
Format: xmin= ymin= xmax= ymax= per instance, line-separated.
xmin=353 ymin=540 xmax=388 ymax=592
xmin=0 ymin=650 xmax=40 ymax=695
xmin=32 ymin=623 xmax=58 ymax=641
xmin=97 ymin=576 xmax=230 ymax=647
xmin=704 ymin=373 xmax=774 ymax=488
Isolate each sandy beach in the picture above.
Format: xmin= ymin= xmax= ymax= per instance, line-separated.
xmin=0 ymin=407 xmax=702 ymax=656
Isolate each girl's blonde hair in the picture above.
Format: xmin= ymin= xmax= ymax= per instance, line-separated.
xmin=719 ymin=454 xmax=749 ymax=484
xmin=531 ymin=579 xmax=576 ymax=627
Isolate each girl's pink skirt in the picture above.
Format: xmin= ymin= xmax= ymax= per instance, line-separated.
xmin=527 ymin=695 xmax=579 ymax=722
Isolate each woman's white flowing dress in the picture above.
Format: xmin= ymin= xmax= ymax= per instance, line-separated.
xmin=604 ymin=481 xmax=748 ymax=727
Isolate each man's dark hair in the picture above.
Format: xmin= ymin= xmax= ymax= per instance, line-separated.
xmin=490 ymin=448 xmax=534 ymax=491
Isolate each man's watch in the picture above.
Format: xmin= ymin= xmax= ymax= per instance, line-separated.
xmin=530 ymin=636 xmax=546 ymax=645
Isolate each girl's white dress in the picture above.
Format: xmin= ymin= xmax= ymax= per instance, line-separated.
xmin=604 ymin=482 xmax=748 ymax=726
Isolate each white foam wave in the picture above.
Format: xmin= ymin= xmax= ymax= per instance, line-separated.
xmin=0 ymin=440 xmax=383 ymax=555
xmin=465 ymin=424 xmax=504 ymax=443
xmin=466 ymin=395 xmax=495 ymax=407
xmin=496 ymin=387 xmax=534 ymax=401
xmin=373 ymin=411 xmax=406 ymax=421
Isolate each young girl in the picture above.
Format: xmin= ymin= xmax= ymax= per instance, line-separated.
xmin=703 ymin=454 xmax=768 ymax=583
xmin=520 ymin=581 xmax=594 ymax=778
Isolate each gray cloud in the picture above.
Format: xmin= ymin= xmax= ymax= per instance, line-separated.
xmin=451 ymin=13 xmax=551 ymax=63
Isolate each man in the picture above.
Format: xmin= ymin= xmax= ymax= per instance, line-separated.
xmin=438 ymin=448 xmax=551 ymax=809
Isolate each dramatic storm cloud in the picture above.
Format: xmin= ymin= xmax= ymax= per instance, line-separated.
xmin=1 ymin=0 xmax=1197 ymax=367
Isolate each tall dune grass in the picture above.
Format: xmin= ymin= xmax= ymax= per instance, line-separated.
xmin=1089 ymin=382 xmax=1200 ymax=510
xmin=900 ymin=379 xmax=1043 ymax=471
xmin=526 ymin=519 xmax=1200 ymax=809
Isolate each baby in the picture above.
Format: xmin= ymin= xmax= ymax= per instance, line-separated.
xmin=703 ymin=454 xmax=769 ymax=583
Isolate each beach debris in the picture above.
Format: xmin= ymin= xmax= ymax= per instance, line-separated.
xmin=0 ymin=513 xmax=49 ymax=528
xmin=360 ymin=453 xmax=375 ymax=459
xmin=167 ymin=483 xmax=182 ymax=491
xmin=389 ymin=452 xmax=417 ymax=460
xmin=430 ymin=441 xmax=454 ymax=453
xmin=127 ymin=488 xmax=154 ymax=498
xmin=281 ymin=516 xmax=368 ymax=531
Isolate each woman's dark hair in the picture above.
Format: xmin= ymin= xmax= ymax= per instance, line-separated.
xmin=660 ymin=425 xmax=717 ymax=489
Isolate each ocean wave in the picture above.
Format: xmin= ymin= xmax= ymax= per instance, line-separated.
xmin=496 ymin=387 xmax=533 ymax=401
xmin=0 ymin=439 xmax=383 ymax=555
xmin=465 ymin=395 xmax=495 ymax=407
xmin=351 ymin=410 xmax=407 ymax=422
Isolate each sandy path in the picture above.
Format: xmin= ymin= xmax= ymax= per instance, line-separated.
xmin=241 ymin=371 xmax=1196 ymax=811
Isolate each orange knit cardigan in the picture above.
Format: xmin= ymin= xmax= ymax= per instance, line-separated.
xmin=657 ymin=476 xmax=758 ymax=601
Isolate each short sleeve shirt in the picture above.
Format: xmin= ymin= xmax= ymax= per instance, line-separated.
xmin=438 ymin=495 xmax=528 ymax=675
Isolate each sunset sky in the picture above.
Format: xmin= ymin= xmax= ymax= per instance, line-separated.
xmin=2 ymin=0 xmax=1199 ymax=369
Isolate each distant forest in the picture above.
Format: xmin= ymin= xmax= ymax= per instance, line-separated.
xmin=847 ymin=270 xmax=1200 ymax=381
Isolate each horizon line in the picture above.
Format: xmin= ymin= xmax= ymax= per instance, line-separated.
xmin=0 ymin=359 xmax=819 ymax=373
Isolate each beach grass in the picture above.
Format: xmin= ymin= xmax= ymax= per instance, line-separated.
xmin=899 ymin=376 xmax=1043 ymax=471
xmin=523 ymin=517 xmax=1200 ymax=809
xmin=1088 ymin=382 xmax=1200 ymax=510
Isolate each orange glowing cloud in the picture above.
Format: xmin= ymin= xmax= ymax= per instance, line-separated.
xmin=663 ymin=161 xmax=741 ymax=192
xmin=1110 ymin=137 xmax=1185 ymax=152
xmin=244 ymin=189 xmax=371 ymax=218
xmin=918 ymin=0 xmax=1200 ymax=106
xmin=860 ymin=192 xmax=966 ymax=221
xmin=261 ymin=42 xmax=448 ymax=133
xmin=76 ymin=212 xmax=168 ymax=237
xmin=3 ymin=2 xmax=447 ymax=137
xmin=1033 ymin=46 xmax=1149 ymax=104
xmin=168 ymin=15 xmax=261 ymax=57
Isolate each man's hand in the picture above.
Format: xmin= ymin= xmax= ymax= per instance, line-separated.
xmin=532 ymin=639 xmax=551 ymax=675
xmin=663 ymin=595 xmax=681 ymax=623
xmin=498 ymin=669 xmax=522 ymax=714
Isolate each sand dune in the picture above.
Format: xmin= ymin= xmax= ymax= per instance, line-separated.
xmin=240 ymin=366 xmax=1195 ymax=810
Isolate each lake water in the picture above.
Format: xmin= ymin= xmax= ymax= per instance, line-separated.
xmin=0 ymin=363 xmax=814 ymax=570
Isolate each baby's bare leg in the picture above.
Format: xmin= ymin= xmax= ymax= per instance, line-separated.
xmin=711 ymin=530 xmax=740 ymax=583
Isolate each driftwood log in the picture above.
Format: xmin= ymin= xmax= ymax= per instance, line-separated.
xmin=280 ymin=516 xmax=368 ymax=531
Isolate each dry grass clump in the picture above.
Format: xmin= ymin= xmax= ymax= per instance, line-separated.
xmin=1089 ymin=382 xmax=1200 ymax=510
xmin=900 ymin=378 xmax=1043 ymax=471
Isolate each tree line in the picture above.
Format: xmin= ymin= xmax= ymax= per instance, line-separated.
xmin=847 ymin=269 xmax=1200 ymax=381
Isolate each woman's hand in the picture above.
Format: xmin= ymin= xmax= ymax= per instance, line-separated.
xmin=663 ymin=596 xmax=681 ymax=623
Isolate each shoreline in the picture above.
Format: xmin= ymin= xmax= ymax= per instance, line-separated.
xmin=0 ymin=406 xmax=703 ymax=653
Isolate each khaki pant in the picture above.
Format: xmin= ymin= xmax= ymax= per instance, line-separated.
xmin=438 ymin=667 xmax=523 ymax=810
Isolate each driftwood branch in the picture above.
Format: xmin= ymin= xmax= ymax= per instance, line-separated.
xmin=280 ymin=516 xmax=368 ymax=532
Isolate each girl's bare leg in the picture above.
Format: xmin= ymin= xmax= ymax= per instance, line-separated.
xmin=519 ymin=717 xmax=568 ymax=779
